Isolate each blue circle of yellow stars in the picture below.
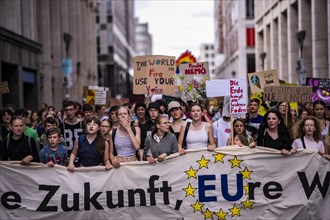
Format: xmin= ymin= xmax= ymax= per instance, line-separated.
xmin=183 ymin=153 xmax=255 ymax=220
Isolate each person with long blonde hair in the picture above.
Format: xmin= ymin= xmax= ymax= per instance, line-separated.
xmin=110 ymin=106 xmax=141 ymax=167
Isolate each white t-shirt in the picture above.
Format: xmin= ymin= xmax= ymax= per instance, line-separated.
xmin=292 ymin=137 xmax=325 ymax=154
xmin=212 ymin=118 xmax=231 ymax=148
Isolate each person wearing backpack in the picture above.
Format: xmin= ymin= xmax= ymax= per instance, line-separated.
xmin=110 ymin=106 xmax=141 ymax=167
xmin=177 ymin=103 xmax=216 ymax=154
xmin=292 ymin=116 xmax=325 ymax=154
xmin=1 ymin=116 xmax=39 ymax=165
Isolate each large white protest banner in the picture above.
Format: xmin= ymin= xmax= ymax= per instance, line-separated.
xmin=1 ymin=148 xmax=329 ymax=220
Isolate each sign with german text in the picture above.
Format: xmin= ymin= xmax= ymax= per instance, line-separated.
xmin=248 ymin=69 xmax=280 ymax=94
xmin=133 ymin=55 xmax=176 ymax=95
xmin=206 ymin=79 xmax=248 ymax=115
xmin=1 ymin=148 xmax=329 ymax=219
xmin=263 ymin=86 xmax=312 ymax=103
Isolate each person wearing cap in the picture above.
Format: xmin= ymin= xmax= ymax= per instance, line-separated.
xmin=168 ymin=101 xmax=186 ymax=140
xmin=147 ymin=102 xmax=162 ymax=122
xmin=132 ymin=103 xmax=154 ymax=160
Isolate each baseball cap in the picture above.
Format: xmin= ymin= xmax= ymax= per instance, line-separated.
xmin=147 ymin=102 xmax=161 ymax=112
xmin=168 ymin=101 xmax=181 ymax=112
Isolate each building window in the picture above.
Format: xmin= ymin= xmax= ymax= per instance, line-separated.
xmin=108 ymin=46 xmax=113 ymax=54
xmin=246 ymin=0 xmax=254 ymax=19
xmin=246 ymin=28 xmax=255 ymax=47
xmin=96 ymin=16 xmax=99 ymax=23
xmin=107 ymin=15 xmax=112 ymax=23
xmin=100 ymin=24 xmax=107 ymax=30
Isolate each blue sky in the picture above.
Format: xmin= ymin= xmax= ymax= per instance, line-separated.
xmin=135 ymin=0 xmax=214 ymax=59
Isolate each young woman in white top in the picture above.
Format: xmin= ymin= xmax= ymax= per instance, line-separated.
xmin=110 ymin=106 xmax=141 ymax=167
xmin=292 ymin=116 xmax=325 ymax=154
xmin=177 ymin=103 xmax=216 ymax=154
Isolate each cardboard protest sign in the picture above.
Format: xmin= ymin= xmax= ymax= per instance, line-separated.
xmin=83 ymin=86 xmax=110 ymax=106
xmin=133 ymin=55 xmax=176 ymax=95
xmin=307 ymin=78 xmax=330 ymax=104
xmin=263 ymin=86 xmax=312 ymax=103
xmin=179 ymin=62 xmax=209 ymax=101
xmin=248 ymin=69 xmax=280 ymax=94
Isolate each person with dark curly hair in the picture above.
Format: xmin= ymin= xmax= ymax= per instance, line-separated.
xmin=257 ymin=110 xmax=295 ymax=155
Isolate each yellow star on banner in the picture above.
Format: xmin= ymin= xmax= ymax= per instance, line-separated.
xmin=239 ymin=167 xmax=253 ymax=180
xmin=197 ymin=155 xmax=210 ymax=169
xmin=229 ymin=156 xmax=243 ymax=168
xmin=213 ymin=152 xmax=226 ymax=163
xmin=215 ymin=208 xmax=228 ymax=220
xmin=183 ymin=183 xmax=197 ymax=197
xmin=191 ymin=200 xmax=204 ymax=213
xmin=185 ymin=166 xmax=198 ymax=179
xmin=244 ymin=184 xmax=249 ymax=195
xmin=241 ymin=198 xmax=255 ymax=209
xmin=202 ymin=208 xmax=214 ymax=219
xmin=229 ymin=204 xmax=241 ymax=217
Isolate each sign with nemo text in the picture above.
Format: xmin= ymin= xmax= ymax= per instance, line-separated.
xmin=263 ymin=86 xmax=312 ymax=103
xmin=248 ymin=69 xmax=280 ymax=94
xmin=179 ymin=62 xmax=210 ymax=101
xmin=206 ymin=79 xmax=248 ymax=115
xmin=1 ymin=148 xmax=328 ymax=220
xmin=133 ymin=55 xmax=176 ymax=95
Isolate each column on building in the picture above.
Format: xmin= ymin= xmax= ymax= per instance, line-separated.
xmin=312 ymin=0 xmax=329 ymax=78
xmin=287 ymin=2 xmax=299 ymax=84
xmin=37 ymin=0 xmax=53 ymax=105
xmin=298 ymin=0 xmax=312 ymax=79
xmin=279 ymin=9 xmax=288 ymax=82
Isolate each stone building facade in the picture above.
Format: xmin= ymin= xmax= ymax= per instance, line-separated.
xmin=255 ymin=0 xmax=330 ymax=84
xmin=0 ymin=0 xmax=98 ymax=110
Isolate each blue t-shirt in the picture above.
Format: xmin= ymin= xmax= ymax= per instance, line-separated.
xmin=39 ymin=144 xmax=68 ymax=166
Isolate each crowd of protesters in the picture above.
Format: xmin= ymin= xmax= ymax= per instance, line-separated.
xmin=0 ymin=97 xmax=329 ymax=171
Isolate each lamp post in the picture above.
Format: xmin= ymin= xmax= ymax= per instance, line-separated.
xmin=296 ymin=30 xmax=306 ymax=85
xmin=260 ymin=52 xmax=267 ymax=70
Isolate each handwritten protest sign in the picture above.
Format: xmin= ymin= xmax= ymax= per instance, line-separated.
xmin=263 ymin=86 xmax=312 ymax=103
xmin=83 ymin=86 xmax=110 ymax=105
xmin=179 ymin=62 xmax=209 ymax=101
xmin=133 ymin=55 xmax=176 ymax=95
xmin=229 ymin=79 xmax=248 ymax=114
xmin=248 ymin=69 xmax=280 ymax=94
xmin=206 ymin=78 xmax=248 ymax=115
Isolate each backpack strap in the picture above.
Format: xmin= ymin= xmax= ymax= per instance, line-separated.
xmin=27 ymin=136 xmax=32 ymax=155
xmin=6 ymin=136 xmax=10 ymax=160
xmin=169 ymin=126 xmax=175 ymax=134
xmin=301 ymin=136 xmax=306 ymax=149
xmin=112 ymin=129 xmax=118 ymax=156
xmin=182 ymin=122 xmax=191 ymax=149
